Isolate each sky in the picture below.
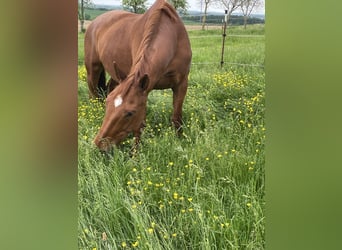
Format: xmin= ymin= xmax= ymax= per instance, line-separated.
xmin=91 ymin=0 xmax=265 ymax=14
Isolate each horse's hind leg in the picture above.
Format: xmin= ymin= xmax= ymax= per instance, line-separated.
xmin=97 ymin=70 xmax=107 ymax=97
xmin=172 ymin=76 xmax=188 ymax=134
xmin=86 ymin=63 xmax=106 ymax=98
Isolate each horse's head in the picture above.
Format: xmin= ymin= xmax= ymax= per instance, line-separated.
xmin=94 ymin=73 xmax=149 ymax=152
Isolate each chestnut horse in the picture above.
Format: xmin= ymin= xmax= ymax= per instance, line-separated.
xmin=84 ymin=0 xmax=192 ymax=152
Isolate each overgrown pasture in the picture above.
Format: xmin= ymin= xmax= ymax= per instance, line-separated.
xmin=78 ymin=24 xmax=265 ymax=249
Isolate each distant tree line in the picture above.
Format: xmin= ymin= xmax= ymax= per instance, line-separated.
xmin=182 ymin=14 xmax=264 ymax=26
xmin=78 ymin=0 xmax=264 ymax=33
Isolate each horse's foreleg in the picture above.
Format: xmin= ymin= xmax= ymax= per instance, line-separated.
xmin=172 ymin=76 xmax=188 ymax=134
xmin=131 ymin=120 xmax=146 ymax=156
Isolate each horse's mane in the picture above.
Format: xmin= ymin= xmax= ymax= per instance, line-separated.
xmin=132 ymin=0 xmax=179 ymax=84
xmin=118 ymin=1 xmax=179 ymax=97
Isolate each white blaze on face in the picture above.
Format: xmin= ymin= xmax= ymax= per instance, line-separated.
xmin=114 ymin=94 xmax=123 ymax=108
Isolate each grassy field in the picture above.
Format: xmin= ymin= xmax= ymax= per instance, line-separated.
xmin=78 ymin=24 xmax=265 ymax=249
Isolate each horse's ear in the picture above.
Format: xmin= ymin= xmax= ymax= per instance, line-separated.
xmin=139 ymin=74 xmax=149 ymax=91
xmin=113 ymin=61 xmax=124 ymax=82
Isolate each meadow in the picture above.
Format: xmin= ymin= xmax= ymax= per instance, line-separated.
xmin=78 ymin=24 xmax=265 ymax=249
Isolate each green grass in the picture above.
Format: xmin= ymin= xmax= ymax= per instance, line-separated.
xmin=78 ymin=24 xmax=265 ymax=249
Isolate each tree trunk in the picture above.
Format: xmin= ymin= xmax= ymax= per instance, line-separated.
xmin=80 ymin=20 xmax=85 ymax=33
xmin=201 ymin=3 xmax=208 ymax=30
xmin=80 ymin=0 xmax=85 ymax=32
xmin=243 ymin=15 xmax=248 ymax=29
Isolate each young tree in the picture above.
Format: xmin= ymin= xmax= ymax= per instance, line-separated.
xmin=78 ymin=0 xmax=93 ymax=32
xmin=168 ymin=0 xmax=189 ymax=14
xmin=199 ymin=0 xmax=212 ymax=30
xmin=240 ymin=0 xmax=262 ymax=29
xmin=214 ymin=0 xmax=241 ymax=25
xmin=122 ymin=0 xmax=148 ymax=14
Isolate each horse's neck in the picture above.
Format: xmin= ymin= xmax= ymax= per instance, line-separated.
xmin=133 ymin=21 xmax=177 ymax=88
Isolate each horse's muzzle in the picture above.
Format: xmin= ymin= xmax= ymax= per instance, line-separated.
xmin=94 ymin=137 xmax=113 ymax=152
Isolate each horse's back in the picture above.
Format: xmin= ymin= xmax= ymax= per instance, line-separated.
xmin=85 ymin=10 xmax=140 ymax=77
xmin=85 ymin=10 xmax=138 ymax=51
xmin=86 ymin=10 xmax=136 ymax=34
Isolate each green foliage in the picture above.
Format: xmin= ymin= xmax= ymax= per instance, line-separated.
xmin=167 ymin=0 xmax=189 ymax=14
xmin=78 ymin=24 xmax=265 ymax=249
xmin=85 ymin=13 xmax=91 ymax=20
xmin=122 ymin=0 xmax=148 ymax=14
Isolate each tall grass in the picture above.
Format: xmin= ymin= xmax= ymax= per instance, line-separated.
xmin=78 ymin=24 xmax=265 ymax=249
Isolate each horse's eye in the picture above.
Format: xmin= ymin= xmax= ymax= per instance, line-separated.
xmin=125 ymin=111 xmax=135 ymax=118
